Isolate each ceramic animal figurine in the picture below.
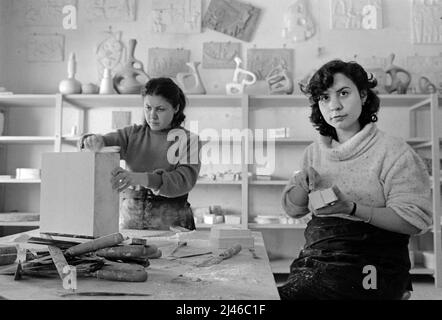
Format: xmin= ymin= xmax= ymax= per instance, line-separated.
xmin=176 ymin=62 xmax=206 ymax=94
xmin=419 ymin=76 xmax=437 ymax=94
xmin=266 ymin=63 xmax=294 ymax=94
xmin=59 ymin=53 xmax=82 ymax=94
xmin=384 ymin=53 xmax=411 ymax=94
xmin=226 ymin=57 xmax=257 ymax=95
xmin=282 ymin=0 xmax=315 ymax=42
xmin=113 ymin=39 xmax=150 ymax=94
xmin=100 ymin=68 xmax=117 ymax=94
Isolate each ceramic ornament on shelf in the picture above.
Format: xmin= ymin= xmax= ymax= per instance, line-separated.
xmin=82 ymin=83 xmax=100 ymax=94
xmin=282 ymin=0 xmax=315 ymax=42
xmin=384 ymin=53 xmax=411 ymax=94
xmin=419 ymin=77 xmax=437 ymax=94
xmin=265 ymin=63 xmax=294 ymax=95
xmin=226 ymin=57 xmax=257 ymax=95
xmin=176 ymin=62 xmax=206 ymax=95
xmin=100 ymin=68 xmax=117 ymax=94
xmin=113 ymin=39 xmax=150 ymax=94
xmin=59 ymin=52 xmax=82 ymax=94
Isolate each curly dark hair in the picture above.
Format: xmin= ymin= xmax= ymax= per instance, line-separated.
xmin=141 ymin=77 xmax=187 ymax=128
xmin=300 ymin=60 xmax=380 ymax=141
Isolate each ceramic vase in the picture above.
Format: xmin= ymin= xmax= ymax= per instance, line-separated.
xmin=59 ymin=53 xmax=82 ymax=94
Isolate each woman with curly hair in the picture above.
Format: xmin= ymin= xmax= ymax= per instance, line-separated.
xmin=279 ymin=60 xmax=432 ymax=300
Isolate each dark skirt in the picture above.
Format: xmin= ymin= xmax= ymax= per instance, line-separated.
xmin=119 ymin=188 xmax=196 ymax=231
xmin=278 ymin=215 xmax=412 ymax=300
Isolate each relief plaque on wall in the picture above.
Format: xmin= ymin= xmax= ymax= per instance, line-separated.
xmin=412 ymin=0 xmax=442 ymax=44
xmin=202 ymin=42 xmax=241 ymax=69
xmin=152 ymin=0 xmax=201 ymax=34
xmin=147 ymin=48 xmax=191 ymax=78
xmin=247 ymin=48 xmax=294 ymax=81
xmin=330 ymin=0 xmax=383 ymax=30
xmin=202 ymin=0 xmax=261 ymax=42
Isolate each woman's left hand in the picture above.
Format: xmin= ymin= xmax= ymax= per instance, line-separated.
xmin=313 ymin=186 xmax=363 ymax=221
xmin=110 ymin=167 xmax=147 ymax=192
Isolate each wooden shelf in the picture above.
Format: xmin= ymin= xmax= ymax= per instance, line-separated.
xmin=0 ymin=94 xmax=56 ymax=108
xmin=0 ymin=221 xmax=39 ymax=227
xmin=249 ymin=94 xmax=431 ymax=108
xmin=0 ymin=136 xmax=56 ymax=144
xmin=0 ymin=212 xmax=40 ymax=227
xmin=63 ymin=94 xmax=243 ymax=109
xmin=250 ymin=180 xmax=288 ymax=185
xmin=249 ymin=223 xmax=306 ymax=229
xmin=410 ymin=265 xmax=434 ymax=275
xmin=195 ymin=223 xmax=242 ymax=229
xmin=196 ymin=180 xmax=242 ymax=185
xmin=0 ymin=179 xmax=41 ymax=184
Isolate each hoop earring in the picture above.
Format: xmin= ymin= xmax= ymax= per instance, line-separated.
xmin=371 ymin=114 xmax=378 ymax=122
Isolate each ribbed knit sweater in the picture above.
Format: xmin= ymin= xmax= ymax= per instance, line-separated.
xmin=282 ymin=123 xmax=433 ymax=233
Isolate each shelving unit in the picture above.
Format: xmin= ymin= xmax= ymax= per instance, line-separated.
xmin=0 ymin=93 xmax=440 ymax=285
xmin=407 ymin=94 xmax=442 ymax=287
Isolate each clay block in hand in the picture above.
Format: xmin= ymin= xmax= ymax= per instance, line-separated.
xmin=308 ymin=188 xmax=338 ymax=210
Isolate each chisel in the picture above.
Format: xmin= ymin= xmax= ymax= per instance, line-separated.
xmin=197 ymin=244 xmax=242 ymax=267
xmin=65 ymin=233 xmax=125 ymax=256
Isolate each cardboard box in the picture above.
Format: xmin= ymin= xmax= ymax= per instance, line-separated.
xmin=40 ymin=152 xmax=120 ymax=238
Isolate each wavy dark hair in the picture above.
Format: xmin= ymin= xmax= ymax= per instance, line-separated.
xmin=300 ymin=60 xmax=380 ymax=141
xmin=141 ymin=77 xmax=187 ymax=128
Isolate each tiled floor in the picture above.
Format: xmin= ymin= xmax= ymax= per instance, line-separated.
xmin=274 ymin=274 xmax=442 ymax=300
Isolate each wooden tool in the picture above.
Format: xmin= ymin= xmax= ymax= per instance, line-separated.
xmin=65 ymin=233 xmax=125 ymax=256
xmin=48 ymin=246 xmax=70 ymax=282
xmin=197 ymin=244 xmax=242 ymax=267
xmin=169 ymin=241 xmax=187 ymax=257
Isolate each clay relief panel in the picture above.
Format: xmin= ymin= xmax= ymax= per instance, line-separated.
xmin=28 ymin=34 xmax=65 ymax=62
xmin=152 ymin=0 xmax=201 ymax=34
xmin=247 ymin=49 xmax=294 ymax=81
xmin=202 ymin=42 xmax=241 ymax=69
xmin=147 ymin=48 xmax=191 ymax=78
xmin=26 ymin=0 xmax=77 ymax=26
xmin=412 ymin=0 xmax=442 ymax=44
xmin=202 ymin=0 xmax=261 ymax=42
xmin=80 ymin=0 xmax=136 ymax=22
xmin=330 ymin=0 xmax=383 ymax=30
xmin=282 ymin=0 xmax=316 ymax=42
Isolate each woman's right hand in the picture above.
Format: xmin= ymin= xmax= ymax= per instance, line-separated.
xmin=79 ymin=134 xmax=104 ymax=152
xmin=292 ymin=166 xmax=321 ymax=193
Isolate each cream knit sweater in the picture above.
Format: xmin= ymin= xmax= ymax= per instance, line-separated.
xmin=282 ymin=123 xmax=433 ymax=233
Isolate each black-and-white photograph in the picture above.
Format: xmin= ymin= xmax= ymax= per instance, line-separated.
xmin=0 ymin=0 xmax=441 ymax=309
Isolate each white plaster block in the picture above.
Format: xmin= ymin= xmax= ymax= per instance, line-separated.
xmin=40 ymin=152 xmax=120 ymax=238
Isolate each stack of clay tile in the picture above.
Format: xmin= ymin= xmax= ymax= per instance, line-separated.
xmin=209 ymin=225 xmax=254 ymax=249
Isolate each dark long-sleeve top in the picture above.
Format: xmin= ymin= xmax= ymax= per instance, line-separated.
xmin=102 ymin=124 xmax=201 ymax=198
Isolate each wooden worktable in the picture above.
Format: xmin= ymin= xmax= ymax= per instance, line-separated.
xmin=0 ymin=229 xmax=280 ymax=300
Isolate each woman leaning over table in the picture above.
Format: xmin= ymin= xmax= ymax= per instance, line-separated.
xmin=279 ymin=60 xmax=432 ymax=300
